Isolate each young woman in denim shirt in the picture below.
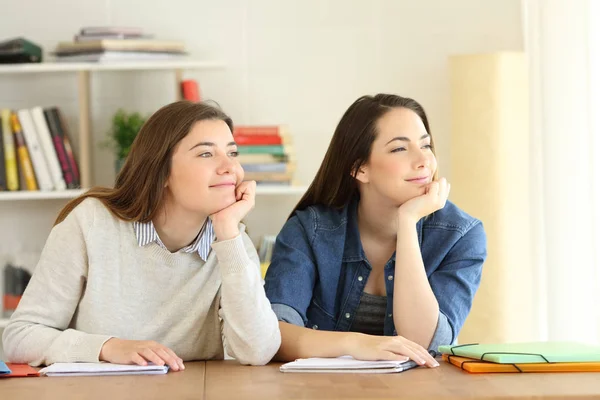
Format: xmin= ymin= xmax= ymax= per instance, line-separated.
xmin=264 ymin=94 xmax=486 ymax=368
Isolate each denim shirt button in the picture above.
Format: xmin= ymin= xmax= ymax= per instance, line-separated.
xmin=312 ymin=325 xmax=318 ymax=330
xmin=345 ymin=313 xmax=351 ymax=319
xmin=387 ymin=275 xmax=393 ymax=281
xmin=388 ymin=314 xmax=392 ymax=318
xmin=357 ymin=276 xmax=363 ymax=282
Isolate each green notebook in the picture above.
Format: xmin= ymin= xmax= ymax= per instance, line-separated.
xmin=438 ymin=342 xmax=600 ymax=364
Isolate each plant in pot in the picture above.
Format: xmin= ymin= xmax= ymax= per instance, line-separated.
xmin=105 ymin=109 xmax=146 ymax=174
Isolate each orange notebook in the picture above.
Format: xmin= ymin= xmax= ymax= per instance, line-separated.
xmin=0 ymin=363 xmax=40 ymax=378
xmin=443 ymin=354 xmax=600 ymax=373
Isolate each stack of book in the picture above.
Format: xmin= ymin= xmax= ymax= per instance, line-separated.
xmin=233 ymin=125 xmax=295 ymax=185
xmin=53 ymin=27 xmax=186 ymax=62
xmin=439 ymin=342 xmax=600 ymax=373
xmin=0 ymin=107 xmax=80 ymax=192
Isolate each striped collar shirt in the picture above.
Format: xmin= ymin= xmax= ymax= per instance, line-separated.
xmin=132 ymin=218 xmax=215 ymax=261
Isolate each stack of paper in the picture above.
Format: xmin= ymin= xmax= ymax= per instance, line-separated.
xmin=439 ymin=342 xmax=600 ymax=373
xmin=39 ymin=362 xmax=168 ymax=377
xmin=280 ymin=356 xmax=418 ymax=374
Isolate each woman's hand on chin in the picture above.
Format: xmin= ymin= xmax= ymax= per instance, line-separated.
xmin=397 ymin=177 xmax=450 ymax=225
xmin=210 ymin=180 xmax=256 ymax=241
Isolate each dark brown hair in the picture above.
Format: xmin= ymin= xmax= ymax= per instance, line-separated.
xmin=55 ymin=101 xmax=233 ymax=225
xmin=292 ymin=93 xmax=435 ymax=215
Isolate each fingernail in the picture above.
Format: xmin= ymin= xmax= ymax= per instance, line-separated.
xmin=434 ymin=362 xmax=440 ymax=367
xmin=419 ymin=359 xmax=426 ymax=365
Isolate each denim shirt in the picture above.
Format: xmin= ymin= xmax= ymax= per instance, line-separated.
xmin=264 ymin=196 xmax=487 ymax=352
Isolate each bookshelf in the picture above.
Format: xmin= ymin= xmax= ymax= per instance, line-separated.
xmin=0 ymin=186 xmax=308 ymax=201
xmin=0 ymin=60 xmax=224 ymax=188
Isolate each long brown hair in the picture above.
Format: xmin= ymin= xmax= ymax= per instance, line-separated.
xmin=55 ymin=101 xmax=233 ymax=225
xmin=292 ymin=93 xmax=435 ymax=216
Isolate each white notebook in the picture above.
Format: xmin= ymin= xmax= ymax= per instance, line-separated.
xmin=39 ymin=362 xmax=169 ymax=377
xmin=280 ymin=356 xmax=418 ymax=374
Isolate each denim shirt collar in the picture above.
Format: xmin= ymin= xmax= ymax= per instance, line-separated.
xmin=341 ymin=195 xmax=424 ymax=263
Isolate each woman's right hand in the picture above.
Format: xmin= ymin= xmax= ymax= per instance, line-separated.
xmin=345 ymin=333 xmax=439 ymax=367
xmin=99 ymin=338 xmax=185 ymax=371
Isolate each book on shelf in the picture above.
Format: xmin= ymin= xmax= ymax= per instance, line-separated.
xmin=10 ymin=112 xmax=38 ymax=190
xmin=1 ymin=109 xmax=19 ymax=191
xmin=79 ymin=27 xmax=146 ymax=37
xmin=54 ymin=51 xmax=187 ymax=63
xmin=31 ymin=107 xmax=67 ymax=190
xmin=0 ymin=106 xmax=79 ymax=192
xmin=233 ymin=125 xmax=288 ymax=136
xmin=55 ymin=39 xmax=186 ymax=54
xmin=17 ymin=109 xmax=53 ymax=191
xmin=43 ymin=108 xmax=77 ymax=189
xmin=0 ymin=114 xmax=7 ymax=190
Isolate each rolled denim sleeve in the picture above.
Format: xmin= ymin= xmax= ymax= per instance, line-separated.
xmin=428 ymin=221 xmax=487 ymax=350
xmin=271 ymin=303 xmax=305 ymax=326
xmin=264 ymin=215 xmax=317 ymax=327
xmin=427 ymin=311 xmax=454 ymax=354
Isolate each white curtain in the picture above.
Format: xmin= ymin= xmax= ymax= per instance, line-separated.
xmin=523 ymin=0 xmax=600 ymax=343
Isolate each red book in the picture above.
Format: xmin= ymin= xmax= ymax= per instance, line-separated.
xmin=181 ymin=79 xmax=200 ymax=102
xmin=234 ymin=134 xmax=282 ymax=146
xmin=233 ymin=126 xmax=286 ymax=136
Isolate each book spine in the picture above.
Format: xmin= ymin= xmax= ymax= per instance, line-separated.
xmin=243 ymin=171 xmax=292 ymax=182
xmin=17 ymin=109 xmax=54 ymax=191
xmin=43 ymin=108 xmax=75 ymax=189
xmin=234 ymin=134 xmax=282 ymax=146
xmin=233 ymin=126 xmax=284 ymax=136
xmin=241 ymin=162 xmax=288 ymax=173
xmin=54 ymin=109 xmax=80 ymax=187
xmin=1 ymin=109 xmax=19 ymax=191
xmin=31 ymin=107 xmax=66 ymax=190
xmin=0 ymin=116 xmax=6 ymax=190
xmin=237 ymin=145 xmax=286 ymax=156
xmin=10 ymin=113 xmax=38 ymax=190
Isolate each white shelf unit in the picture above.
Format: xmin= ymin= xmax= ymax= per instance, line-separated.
xmin=0 ymin=186 xmax=307 ymax=201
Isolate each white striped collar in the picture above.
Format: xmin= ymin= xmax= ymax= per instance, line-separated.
xmin=132 ymin=218 xmax=214 ymax=261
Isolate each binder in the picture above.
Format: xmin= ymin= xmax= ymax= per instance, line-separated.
xmin=0 ymin=362 xmax=39 ymax=377
xmin=442 ymin=354 xmax=600 ymax=373
xmin=439 ymin=342 xmax=600 ymax=364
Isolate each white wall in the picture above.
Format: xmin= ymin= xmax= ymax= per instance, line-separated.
xmin=0 ymin=0 xmax=523 ymax=274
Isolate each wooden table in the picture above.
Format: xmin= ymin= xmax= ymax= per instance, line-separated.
xmin=2 ymin=361 xmax=600 ymax=399
xmin=1 ymin=362 xmax=205 ymax=400
xmin=205 ymin=360 xmax=600 ymax=400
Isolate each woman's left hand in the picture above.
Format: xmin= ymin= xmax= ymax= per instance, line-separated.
xmin=397 ymin=177 xmax=450 ymax=224
xmin=210 ymin=180 xmax=256 ymax=241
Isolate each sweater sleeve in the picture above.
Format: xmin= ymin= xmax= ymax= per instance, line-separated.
xmin=211 ymin=231 xmax=281 ymax=365
xmin=1 ymin=200 xmax=112 ymax=366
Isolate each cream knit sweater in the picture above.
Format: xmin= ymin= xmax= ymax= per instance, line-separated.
xmin=2 ymin=198 xmax=280 ymax=366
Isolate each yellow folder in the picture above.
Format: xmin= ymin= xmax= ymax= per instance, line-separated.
xmin=443 ymin=354 xmax=600 ymax=373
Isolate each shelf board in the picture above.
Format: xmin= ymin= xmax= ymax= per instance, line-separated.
xmin=0 ymin=189 xmax=85 ymax=201
xmin=0 ymin=60 xmax=224 ymax=74
xmin=0 ymin=318 xmax=8 ymax=329
xmin=0 ymin=186 xmax=306 ymax=201
xmin=255 ymin=185 xmax=308 ymax=195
